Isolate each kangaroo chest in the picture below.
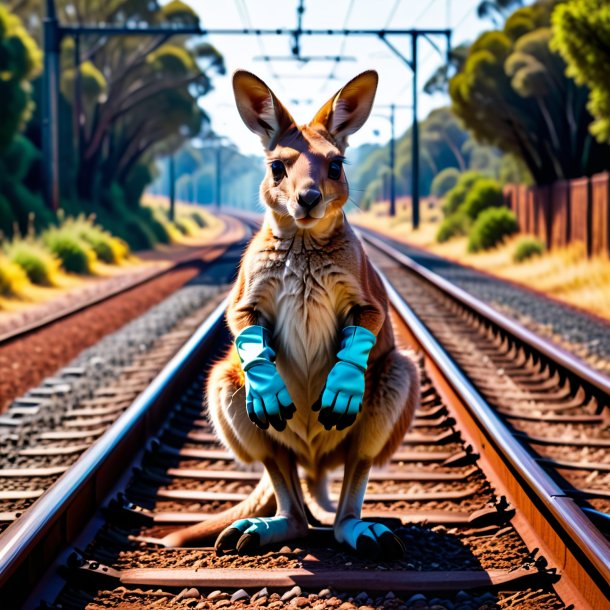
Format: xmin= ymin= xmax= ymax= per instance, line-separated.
xmin=273 ymin=249 xmax=341 ymax=387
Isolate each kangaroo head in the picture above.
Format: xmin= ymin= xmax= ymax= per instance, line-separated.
xmin=233 ymin=70 xmax=378 ymax=230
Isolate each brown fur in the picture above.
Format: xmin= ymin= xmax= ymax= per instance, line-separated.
xmin=161 ymin=70 xmax=419 ymax=550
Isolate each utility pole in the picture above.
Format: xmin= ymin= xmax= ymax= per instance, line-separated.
xmin=389 ymin=104 xmax=396 ymax=217
xmin=215 ymin=146 xmax=222 ymax=210
xmin=169 ymin=155 xmax=175 ymax=222
xmin=411 ymin=34 xmax=420 ymax=229
xmin=42 ymin=0 xmax=61 ymax=211
xmin=375 ymin=104 xmax=409 ymax=218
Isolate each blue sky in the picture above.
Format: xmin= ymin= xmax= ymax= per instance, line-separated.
xmin=180 ymin=0 xmax=496 ymax=156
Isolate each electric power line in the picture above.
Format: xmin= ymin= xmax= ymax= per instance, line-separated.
xmin=319 ymin=0 xmax=356 ymax=93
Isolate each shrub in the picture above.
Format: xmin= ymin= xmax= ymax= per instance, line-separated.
xmin=191 ymin=210 xmax=207 ymax=228
xmin=5 ymin=240 xmax=60 ymax=285
xmin=71 ymin=216 xmax=130 ymax=264
xmin=0 ymin=255 xmax=30 ymax=296
xmin=437 ymin=212 xmax=468 ymax=243
xmin=513 ymin=237 xmax=545 ymax=263
xmin=442 ymin=171 xmax=485 ymax=216
xmin=468 ymin=207 xmax=518 ymax=252
xmin=461 ymin=178 xmax=503 ymax=220
xmin=42 ymin=224 xmax=96 ymax=274
xmin=431 ymin=167 xmax=460 ymax=198
xmin=175 ymin=216 xmax=199 ymax=236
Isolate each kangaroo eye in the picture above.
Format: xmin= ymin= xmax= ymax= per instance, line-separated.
xmin=328 ymin=160 xmax=342 ymax=181
xmin=271 ymin=160 xmax=286 ymax=182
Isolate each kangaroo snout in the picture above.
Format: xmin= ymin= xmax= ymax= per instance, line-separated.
xmin=297 ymin=188 xmax=322 ymax=212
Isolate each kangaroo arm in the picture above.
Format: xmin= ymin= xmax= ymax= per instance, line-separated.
xmin=349 ymin=258 xmax=388 ymax=337
xmin=226 ymin=263 xmax=261 ymax=336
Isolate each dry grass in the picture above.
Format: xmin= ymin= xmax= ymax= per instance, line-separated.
xmin=351 ymin=199 xmax=610 ymax=321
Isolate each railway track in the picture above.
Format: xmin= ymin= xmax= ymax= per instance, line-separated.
xmin=0 ymin=218 xmax=607 ymax=609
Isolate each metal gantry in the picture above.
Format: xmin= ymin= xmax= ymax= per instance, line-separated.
xmin=42 ymin=0 xmax=451 ymax=228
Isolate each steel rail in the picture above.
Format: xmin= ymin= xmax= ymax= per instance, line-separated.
xmin=0 ymin=215 xmax=244 ymax=346
xmin=0 ymin=296 xmax=229 ymax=596
xmin=360 ymin=229 xmax=610 ymax=398
xmin=379 ymin=269 xmax=610 ymax=609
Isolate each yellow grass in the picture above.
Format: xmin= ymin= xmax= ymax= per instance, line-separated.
xmin=351 ymin=198 xmax=610 ymax=321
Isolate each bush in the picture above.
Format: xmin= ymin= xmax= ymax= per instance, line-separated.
xmin=174 ymin=216 xmax=199 ymax=236
xmin=71 ymin=216 xmax=130 ymax=264
xmin=437 ymin=212 xmax=468 ymax=243
xmin=431 ymin=167 xmax=460 ymax=198
xmin=443 ymin=171 xmax=485 ymax=216
xmin=468 ymin=207 xmax=518 ymax=252
xmin=513 ymin=237 xmax=545 ymax=263
xmin=0 ymin=255 xmax=30 ymax=296
xmin=42 ymin=223 xmax=96 ymax=274
xmin=461 ymin=178 xmax=503 ymax=220
xmin=191 ymin=210 xmax=207 ymax=228
xmin=5 ymin=240 xmax=60 ymax=285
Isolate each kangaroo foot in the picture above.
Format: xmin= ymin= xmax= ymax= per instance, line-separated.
xmin=215 ymin=515 xmax=307 ymax=555
xmin=335 ymin=518 xmax=405 ymax=560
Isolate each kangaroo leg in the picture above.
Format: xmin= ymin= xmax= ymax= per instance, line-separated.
xmin=334 ymin=348 xmax=419 ymax=559
xmin=198 ymin=351 xmax=308 ymax=554
xmin=216 ymin=446 xmax=308 ymax=554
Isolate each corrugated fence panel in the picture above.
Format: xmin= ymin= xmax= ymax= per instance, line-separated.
xmin=550 ymin=180 xmax=570 ymax=249
xmin=526 ymin=187 xmax=536 ymax=235
xmin=591 ymin=172 xmax=610 ymax=257
xmin=533 ymin=185 xmax=550 ymax=247
xmin=492 ymin=176 xmax=608 ymax=256
xmin=569 ymin=177 xmax=591 ymax=254
xmin=519 ymin=186 xmax=530 ymax=233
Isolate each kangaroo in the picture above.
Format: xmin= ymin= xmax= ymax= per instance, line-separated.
xmin=161 ymin=69 xmax=419 ymax=559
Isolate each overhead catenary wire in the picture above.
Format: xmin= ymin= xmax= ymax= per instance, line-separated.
xmin=319 ymin=0 xmax=357 ymax=93
xmin=234 ymin=0 xmax=281 ymax=85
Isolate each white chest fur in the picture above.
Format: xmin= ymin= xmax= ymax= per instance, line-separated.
xmin=256 ymin=236 xmax=357 ymax=464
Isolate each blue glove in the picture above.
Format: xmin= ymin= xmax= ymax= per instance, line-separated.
xmin=315 ymin=326 xmax=376 ymax=431
xmin=235 ymin=325 xmax=295 ymax=431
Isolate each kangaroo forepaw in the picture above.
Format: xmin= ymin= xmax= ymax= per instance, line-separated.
xmin=215 ymin=516 xmax=306 ymax=555
xmin=335 ymin=518 xmax=405 ymax=560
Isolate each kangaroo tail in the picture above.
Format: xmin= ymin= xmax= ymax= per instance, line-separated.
xmin=160 ymin=472 xmax=275 ymax=547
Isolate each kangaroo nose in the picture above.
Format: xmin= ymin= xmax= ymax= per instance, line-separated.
xmin=297 ymin=189 xmax=322 ymax=211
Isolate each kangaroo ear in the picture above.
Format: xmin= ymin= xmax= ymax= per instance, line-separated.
xmin=232 ymin=70 xmax=295 ymax=150
xmin=310 ymin=70 xmax=378 ymax=147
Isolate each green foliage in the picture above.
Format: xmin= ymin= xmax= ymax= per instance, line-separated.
xmin=431 ymin=168 xmax=460 ymax=198
xmin=5 ymin=240 xmax=59 ymax=285
xmin=0 ymin=6 xmax=41 ymax=150
xmin=449 ymin=1 xmax=610 ymax=185
xmin=42 ymin=219 xmax=97 ymax=274
xmin=461 ymin=178 xmax=503 ymax=220
xmin=499 ymin=154 xmax=532 ymax=184
xmin=551 ymin=0 xmax=610 ymax=144
xmin=437 ymin=212 xmax=468 ymax=243
xmin=69 ymin=216 xmax=130 ymax=264
xmin=513 ymin=236 xmax=545 ymax=262
xmin=0 ymin=195 xmax=15 ymax=237
xmin=443 ymin=171 xmax=486 ymax=216
xmin=6 ymin=1 xmax=225 ymax=235
xmin=0 ymin=136 xmax=53 ymax=238
xmin=468 ymin=207 xmax=518 ymax=252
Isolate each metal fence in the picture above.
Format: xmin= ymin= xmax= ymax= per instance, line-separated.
xmin=503 ymin=172 xmax=610 ymax=257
